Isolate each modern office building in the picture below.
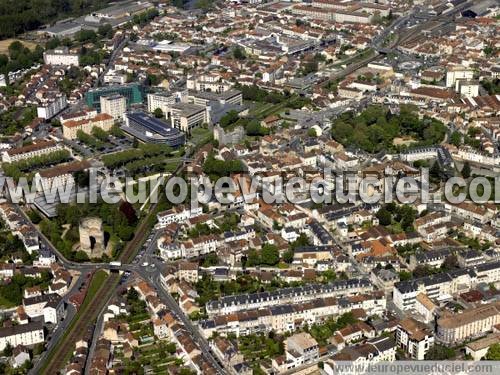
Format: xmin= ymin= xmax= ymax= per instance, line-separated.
xmin=85 ymin=84 xmax=143 ymax=110
xmin=123 ymin=112 xmax=185 ymax=147
xmin=188 ymin=90 xmax=243 ymax=107
xmin=147 ymin=91 xmax=187 ymax=114
xmin=165 ymin=103 xmax=209 ymax=134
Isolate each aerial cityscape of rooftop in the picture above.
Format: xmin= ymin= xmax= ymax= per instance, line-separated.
xmin=0 ymin=0 xmax=499 ymax=374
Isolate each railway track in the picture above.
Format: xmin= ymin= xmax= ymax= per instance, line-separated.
xmin=40 ymin=272 xmax=120 ymax=375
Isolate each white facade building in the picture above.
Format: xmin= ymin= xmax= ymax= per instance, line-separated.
xmin=100 ymin=94 xmax=127 ymax=120
xmin=0 ymin=322 xmax=44 ymax=351
xmin=446 ymin=67 xmax=474 ymax=88
xmin=43 ymin=47 xmax=79 ymax=66
xmin=37 ymin=94 xmax=68 ymax=120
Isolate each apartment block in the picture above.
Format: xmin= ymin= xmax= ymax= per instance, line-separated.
xmin=43 ymin=47 xmax=79 ymax=66
xmin=100 ymin=94 xmax=127 ymax=120
xmin=0 ymin=322 xmax=44 ymax=351
xmin=62 ymin=113 xmax=114 ymax=140
xmin=207 ymin=278 xmax=372 ymax=316
xmin=1 ymin=140 xmax=64 ymax=163
xmin=396 ymin=318 xmax=435 ymax=360
xmin=437 ymin=302 xmax=500 ymax=344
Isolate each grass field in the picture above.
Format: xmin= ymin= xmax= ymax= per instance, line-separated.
xmin=0 ymin=294 xmax=16 ymax=309
xmin=0 ymin=39 xmax=37 ymax=54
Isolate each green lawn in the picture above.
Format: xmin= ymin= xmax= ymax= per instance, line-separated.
xmin=190 ymin=127 xmax=212 ymax=146
xmin=78 ymin=270 xmax=109 ymax=311
xmin=238 ymin=334 xmax=284 ymax=362
xmin=113 ymin=340 xmax=179 ymax=373
xmin=247 ymin=102 xmax=274 ymax=117
xmin=0 ymin=294 xmax=16 ymax=309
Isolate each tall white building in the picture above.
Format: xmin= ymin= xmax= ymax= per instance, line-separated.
xmin=446 ymin=66 xmax=474 ymax=88
xmin=43 ymin=47 xmax=79 ymax=66
xmin=456 ymin=80 xmax=479 ymax=98
xmin=396 ymin=318 xmax=434 ymax=360
xmin=166 ymin=103 xmax=209 ymax=133
xmin=147 ymin=91 xmax=187 ymax=114
xmin=37 ymin=93 xmax=68 ymax=119
xmin=100 ymin=94 xmax=127 ymax=120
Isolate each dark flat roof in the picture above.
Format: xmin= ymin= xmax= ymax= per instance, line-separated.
xmin=126 ymin=112 xmax=181 ymax=138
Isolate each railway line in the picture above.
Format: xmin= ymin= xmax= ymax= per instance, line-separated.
xmin=39 ymin=271 xmax=120 ymax=375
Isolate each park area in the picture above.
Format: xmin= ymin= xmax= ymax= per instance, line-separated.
xmin=0 ymin=39 xmax=37 ymax=54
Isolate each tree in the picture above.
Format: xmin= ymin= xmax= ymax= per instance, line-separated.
xmin=398 ymin=270 xmax=412 ymax=281
xmin=202 ymin=253 xmax=218 ymax=267
xmin=483 ymin=45 xmax=494 ymax=57
xmin=245 ymin=120 xmax=268 ymax=136
xmin=3 ymin=342 xmax=12 ymax=357
xmin=261 ymin=244 xmax=279 ymax=266
xmin=0 ymin=282 xmax=22 ymax=305
xmin=219 ymin=110 xmax=239 ymax=128
xmin=430 ymin=161 xmax=443 ymax=181
xmin=165 ymin=342 xmax=177 ymax=354
xmin=91 ymin=126 xmax=108 ymax=142
xmin=127 ymin=287 xmax=139 ymax=302
xmin=486 ymin=343 xmax=500 ymax=360
xmin=462 ymin=162 xmax=471 ymax=179
xmin=233 ymin=46 xmax=246 ymax=60
xmin=442 ymin=254 xmax=458 ymax=271
xmin=330 ymin=105 xmax=446 ymax=153
xmin=376 ymin=208 xmax=392 ymax=226
xmin=283 ymin=250 xmax=294 ymax=264
xmin=146 ymin=73 xmax=160 ymax=86
xmin=202 ymin=154 xmax=244 ymax=179
xmin=75 ymin=29 xmax=97 ymax=43
xmin=450 ymin=131 xmax=461 ymax=147
xmin=425 ymin=344 xmax=455 ymax=360
xmin=153 ymin=108 xmax=164 ymax=118
xmin=307 ymin=127 xmax=318 ymax=137
xmin=413 ymin=265 xmax=434 ymax=278
xmin=322 ymin=269 xmax=336 ymax=282
xmin=245 ymin=249 xmax=260 ymax=267
xmin=396 ymin=205 xmax=416 ymax=232
xmin=74 ymin=251 xmax=89 ymax=262
xmin=33 ymin=342 xmax=45 ymax=356
xmin=290 ymin=233 xmax=310 ymax=250
xmin=195 ymin=0 xmax=212 ymax=10
xmin=97 ymin=24 xmax=113 ymax=39
xmin=0 ymin=54 xmax=8 ymax=68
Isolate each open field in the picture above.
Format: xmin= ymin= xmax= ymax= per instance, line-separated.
xmin=0 ymin=39 xmax=38 ymax=54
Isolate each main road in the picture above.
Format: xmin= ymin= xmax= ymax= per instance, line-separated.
xmin=134 ymin=257 xmax=225 ymax=375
